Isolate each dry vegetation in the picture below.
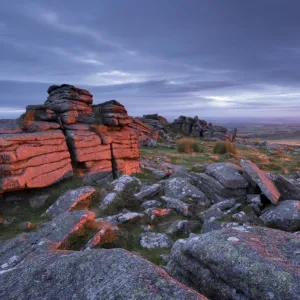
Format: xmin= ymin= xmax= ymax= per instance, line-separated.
xmin=141 ymin=140 xmax=300 ymax=174
xmin=177 ymin=137 xmax=203 ymax=154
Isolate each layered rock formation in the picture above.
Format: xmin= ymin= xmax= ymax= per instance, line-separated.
xmin=0 ymin=129 xmax=73 ymax=193
xmin=0 ymin=84 xmax=142 ymax=193
xmin=136 ymin=113 xmax=168 ymax=132
xmin=171 ymin=115 xmax=228 ymax=139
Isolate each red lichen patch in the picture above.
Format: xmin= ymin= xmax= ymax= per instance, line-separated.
xmin=296 ymin=201 xmax=300 ymax=211
xmin=153 ymin=208 xmax=172 ymax=216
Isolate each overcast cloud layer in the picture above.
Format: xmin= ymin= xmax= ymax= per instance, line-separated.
xmin=1 ymin=0 xmax=300 ymax=120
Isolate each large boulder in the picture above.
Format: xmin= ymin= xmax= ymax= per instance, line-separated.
xmin=0 ymin=249 xmax=206 ymax=300
xmin=260 ymin=200 xmax=300 ymax=231
xmin=205 ymin=163 xmax=248 ymax=190
xmin=167 ymin=226 xmax=300 ymax=300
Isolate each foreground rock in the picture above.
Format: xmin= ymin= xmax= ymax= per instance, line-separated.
xmin=260 ymin=200 xmax=300 ymax=232
xmin=42 ymin=186 xmax=95 ymax=217
xmin=167 ymin=226 xmax=300 ymax=299
xmin=241 ymin=159 xmax=280 ymax=204
xmin=0 ymin=210 xmax=95 ymax=270
xmin=0 ymin=249 xmax=206 ymax=300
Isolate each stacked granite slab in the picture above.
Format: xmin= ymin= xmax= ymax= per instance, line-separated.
xmin=0 ymin=125 xmax=73 ymax=193
xmin=92 ymin=100 xmax=140 ymax=177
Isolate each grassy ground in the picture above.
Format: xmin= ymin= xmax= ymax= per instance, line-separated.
xmin=141 ymin=140 xmax=300 ymax=174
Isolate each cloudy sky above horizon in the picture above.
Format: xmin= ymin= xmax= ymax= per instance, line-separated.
xmin=1 ymin=0 xmax=300 ymax=120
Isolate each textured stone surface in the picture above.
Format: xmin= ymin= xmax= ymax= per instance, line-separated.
xmin=102 ymin=211 xmax=144 ymax=225
xmin=0 ymin=249 xmax=206 ymax=300
xmin=134 ymin=183 xmax=162 ymax=200
xmin=140 ymin=232 xmax=174 ymax=249
xmin=274 ymin=174 xmax=300 ymax=200
xmin=167 ymin=225 xmax=300 ymax=300
xmin=42 ymin=186 xmax=96 ymax=218
xmin=260 ymin=200 xmax=300 ymax=231
xmin=205 ymin=163 xmax=248 ymax=189
xmin=0 ymin=210 xmax=95 ymax=271
xmin=166 ymin=220 xmax=200 ymax=235
xmin=0 ymin=130 xmax=73 ymax=193
xmin=190 ymin=172 xmax=247 ymax=203
xmin=164 ymin=177 xmax=208 ymax=205
xmin=241 ymin=159 xmax=280 ymax=204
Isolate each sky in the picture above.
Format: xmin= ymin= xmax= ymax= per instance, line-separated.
xmin=1 ymin=0 xmax=300 ymax=121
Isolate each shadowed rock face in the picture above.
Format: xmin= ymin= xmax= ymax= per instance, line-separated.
xmin=0 ymin=84 xmax=144 ymax=194
xmin=167 ymin=226 xmax=300 ymax=300
xmin=0 ymin=249 xmax=206 ymax=300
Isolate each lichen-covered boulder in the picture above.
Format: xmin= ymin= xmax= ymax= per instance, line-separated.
xmin=167 ymin=225 xmax=300 ymax=299
xmin=0 ymin=249 xmax=206 ymax=300
xmin=260 ymin=200 xmax=300 ymax=231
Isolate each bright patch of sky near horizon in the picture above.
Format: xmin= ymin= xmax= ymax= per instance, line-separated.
xmin=1 ymin=0 xmax=300 ymax=120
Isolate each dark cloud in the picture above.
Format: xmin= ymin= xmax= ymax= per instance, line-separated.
xmin=1 ymin=0 xmax=300 ymax=119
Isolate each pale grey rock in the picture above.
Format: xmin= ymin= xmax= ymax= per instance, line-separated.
xmin=141 ymin=200 xmax=162 ymax=209
xmin=167 ymin=226 xmax=300 ymax=299
xmin=260 ymin=200 xmax=300 ymax=231
xmin=140 ymin=232 xmax=174 ymax=249
xmin=0 ymin=249 xmax=205 ymax=300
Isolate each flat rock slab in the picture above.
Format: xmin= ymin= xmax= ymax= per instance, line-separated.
xmin=0 ymin=249 xmax=206 ymax=300
xmin=140 ymin=232 xmax=174 ymax=249
xmin=167 ymin=225 xmax=300 ymax=300
xmin=260 ymin=200 xmax=300 ymax=231
xmin=0 ymin=210 xmax=95 ymax=271
xmin=241 ymin=159 xmax=280 ymax=204
xmin=205 ymin=163 xmax=248 ymax=189
xmin=42 ymin=186 xmax=95 ymax=218
xmin=102 ymin=211 xmax=144 ymax=225
xmin=164 ymin=177 xmax=208 ymax=204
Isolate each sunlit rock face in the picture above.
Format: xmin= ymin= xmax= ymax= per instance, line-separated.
xmin=0 ymin=84 xmax=149 ymax=194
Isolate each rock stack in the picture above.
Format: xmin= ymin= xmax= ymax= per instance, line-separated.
xmin=171 ymin=115 xmax=227 ymax=139
xmin=0 ymin=84 xmax=143 ymax=193
xmin=136 ymin=113 xmax=168 ymax=132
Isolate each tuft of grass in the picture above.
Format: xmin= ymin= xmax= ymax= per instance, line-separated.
xmin=177 ymin=138 xmax=203 ymax=154
xmin=213 ymin=141 xmax=237 ymax=155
